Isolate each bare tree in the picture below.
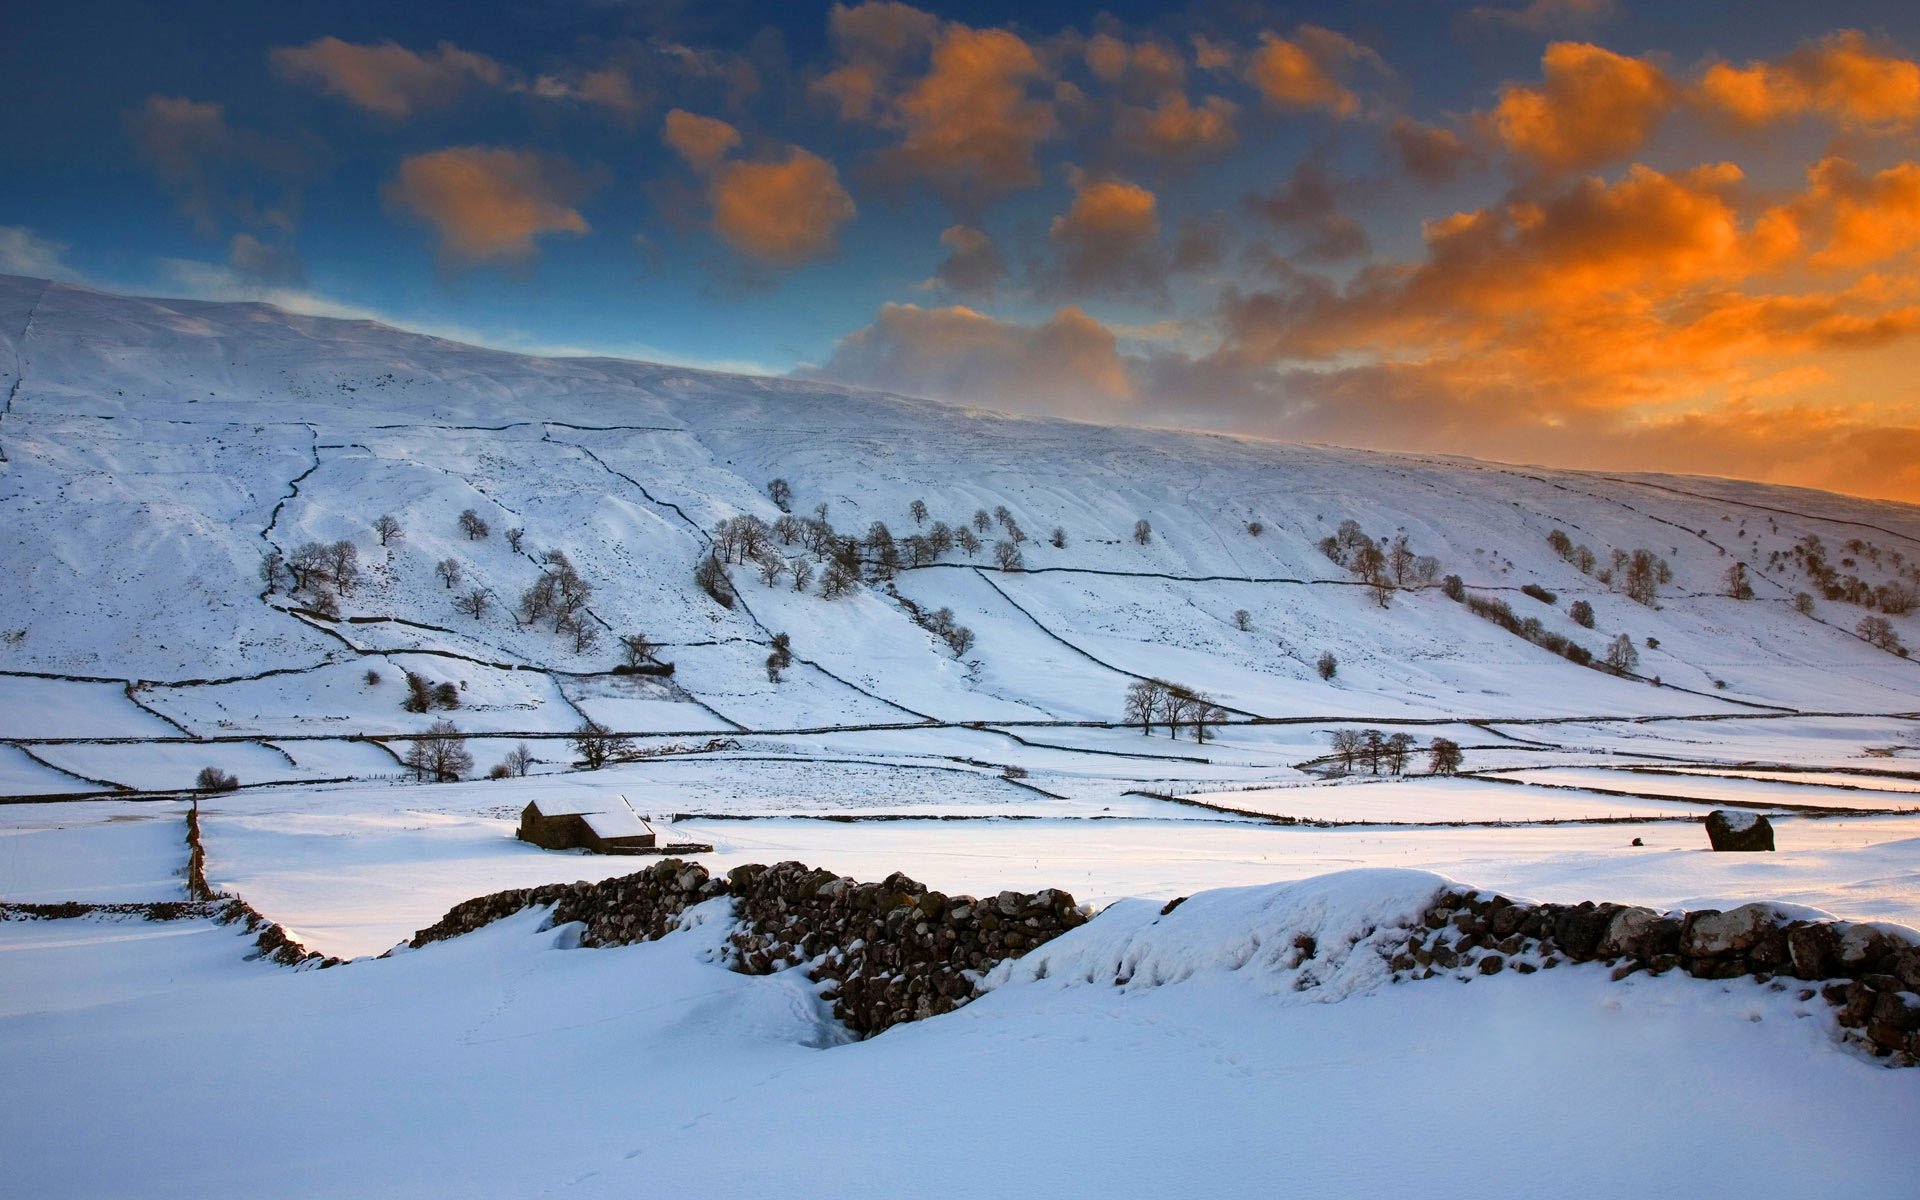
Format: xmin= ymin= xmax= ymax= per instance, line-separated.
xmin=458 ymin=509 xmax=490 ymax=540
xmin=695 ymin=554 xmax=736 ymax=608
xmin=561 ymin=612 xmax=601 ymax=654
xmin=756 ymin=551 xmax=788 ymax=587
xmin=1793 ymin=591 xmax=1816 ymax=616
xmin=454 ymin=588 xmax=488 ymax=619
xmin=1317 ymin=651 xmax=1338 ymax=680
xmin=994 ymin=540 xmax=1024 ymax=571
xmin=1191 ymin=698 xmax=1227 ymax=743
xmin=403 ymin=672 xmax=434 ymax=714
xmin=436 ymin=557 xmax=461 ymax=589
xmin=819 ymin=557 xmax=858 ymax=599
xmin=505 ymin=527 xmax=524 ymax=554
xmin=773 ymin=514 xmax=802 ymax=545
xmin=260 ymin=548 xmax=289 ymax=594
xmin=570 ymin=720 xmax=632 ymax=769
xmin=1123 ymin=678 xmax=1167 ymax=735
xmin=790 ymin=557 xmax=814 ymax=592
xmin=1569 ymin=599 xmax=1596 ymax=628
xmin=903 ymin=534 xmax=937 ymax=567
xmin=864 ymin=522 xmax=899 ymax=577
xmin=404 ymin=720 xmax=472 ymax=783
xmin=1247 ymin=521 xmax=1264 ymax=537
xmin=1360 ymin=729 xmax=1386 ymax=774
xmin=1858 ymin=615 xmax=1909 ymax=655
xmin=767 ymin=478 xmax=793 ymax=512
xmin=1428 ymin=737 xmax=1463 ymax=775
xmin=1384 ymin=732 xmax=1417 ymax=775
xmin=373 ymin=515 xmax=402 ymax=547
xmin=620 ymin=632 xmax=655 ymax=667
xmin=433 ymin=681 xmax=460 ymax=710
xmin=928 ymin=521 xmax=953 ymax=555
xmin=503 ymin=743 xmax=534 ymax=778
xmin=1723 ymin=561 xmax=1753 ymax=600
xmin=288 ymin=541 xmax=331 ymax=592
xmin=327 ymin=541 xmax=361 ymax=595
xmin=1604 ymin=633 xmax=1639 ymax=675
xmin=1329 ymin=729 xmax=1359 ymax=771
xmin=1388 ymin=536 xmax=1416 ymax=585
xmin=766 ymin=632 xmax=793 ymax=682
xmin=946 ymin=625 xmax=975 ymax=656
xmin=909 ymin=498 xmax=928 ymax=525
xmin=1133 ymin=519 xmax=1152 ymax=546
xmin=955 ymin=526 xmax=981 ymax=558
xmin=1233 ymin=609 xmax=1252 ymax=632
xmin=195 ymin=766 xmax=240 ymax=792
xmin=1050 ymin=526 xmax=1066 ymax=549
xmin=972 ymin=508 xmax=992 ymax=533
xmin=305 ymin=587 xmax=340 ymax=619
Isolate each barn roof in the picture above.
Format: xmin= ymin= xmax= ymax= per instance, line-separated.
xmin=528 ymin=795 xmax=655 ymax=841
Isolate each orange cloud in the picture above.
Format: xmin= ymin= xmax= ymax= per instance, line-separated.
xmin=384 ymin=147 xmax=591 ymax=263
xmin=890 ymin=25 xmax=1058 ymax=192
xmin=805 ymin=302 xmax=1132 ymax=418
xmin=815 ymin=6 xmax=1057 ymax=196
xmin=1389 ymin=117 xmax=1479 ymax=185
xmin=1245 ymin=26 xmax=1378 ymax=116
xmin=709 ymin=148 xmax=856 ymax=265
xmin=926 ymin=223 xmax=1006 ymax=294
xmin=1081 ymin=33 xmax=1185 ymax=99
xmin=1047 ymin=173 xmax=1163 ymax=293
xmin=1695 ymin=30 xmax=1920 ymax=131
xmin=272 ymin=37 xmax=505 ymax=117
xmin=663 ymin=109 xmax=741 ymax=172
xmin=1487 ymin=42 xmax=1675 ymax=173
xmin=1789 ymin=157 xmax=1920 ymax=269
xmin=1115 ymin=92 xmax=1237 ymax=159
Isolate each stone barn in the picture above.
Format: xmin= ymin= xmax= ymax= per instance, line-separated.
xmin=517 ymin=796 xmax=658 ymax=854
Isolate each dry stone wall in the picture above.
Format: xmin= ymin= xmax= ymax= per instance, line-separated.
xmin=407 ymin=858 xmax=1086 ymax=1036
xmin=1392 ymin=888 xmax=1920 ymax=1065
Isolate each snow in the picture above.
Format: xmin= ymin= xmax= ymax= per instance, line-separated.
xmin=0 ymin=801 xmax=189 ymax=902
xmin=1182 ymin=775 xmax=1708 ymax=823
xmin=2 ymin=877 xmax=1916 ymax=1199
xmin=1499 ymin=766 xmax=1920 ymax=811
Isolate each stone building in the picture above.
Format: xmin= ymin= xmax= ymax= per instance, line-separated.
xmin=517 ymin=796 xmax=658 ymax=854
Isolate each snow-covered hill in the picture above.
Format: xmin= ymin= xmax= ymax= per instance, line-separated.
xmin=3 ymin=272 xmax=1918 ymax=786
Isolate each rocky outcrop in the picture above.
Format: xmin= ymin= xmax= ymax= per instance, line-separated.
xmin=406 ymin=858 xmax=1086 ymax=1037
xmin=1393 ymin=890 xmax=1920 ymax=1065
xmin=1705 ymin=809 xmax=1774 ymax=851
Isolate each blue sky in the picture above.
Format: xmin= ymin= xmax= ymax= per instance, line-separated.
xmin=5 ymin=2 xmax=1920 ymax=497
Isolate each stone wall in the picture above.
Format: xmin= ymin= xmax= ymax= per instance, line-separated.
xmin=1392 ymin=888 xmax=1920 ymax=1065
xmin=406 ymin=859 xmax=1086 ymax=1036
xmin=185 ymin=803 xmax=338 ymax=968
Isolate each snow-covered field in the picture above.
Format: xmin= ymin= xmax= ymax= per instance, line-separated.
xmin=3 ymin=276 xmax=1919 ymax=1196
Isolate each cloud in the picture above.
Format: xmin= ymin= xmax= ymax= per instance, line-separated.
xmin=1486 ymin=42 xmax=1675 ymax=173
xmin=709 ymin=148 xmax=856 ymax=265
xmin=1244 ymin=160 xmax=1371 ymax=262
xmin=126 ymin=95 xmax=314 ymax=237
xmin=1045 ymin=172 xmax=1166 ymax=295
xmin=1245 ymin=26 xmax=1381 ymax=117
xmin=925 ymin=224 xmax=1006 ymax=294
xmin=817 ymin=5 xmax=1057 ymax=197
xmin=802 ymin=301 xmax=1132 ymax=418
xmin=225 ymin=232 xmax=304 ymax=286
xmin=383 ymin=147 xmax=593 ymax=264
xmin=1793 ymin=157 xmax=1920 ymax=268
xmin=1080 ymin=33 xmax=1185 ymax=100
xmin=1694 ymin=30 xmax=1920 ymax=132
xmin=1114 ymin=92 xmax=1238 ymax=160
xmin=663 ymin=109 xmax=742 ymax=172
xmin=0 ymin=227 xmax=76 ymax=279
xmin=1469 ymin=0 xmax=1617 ymax=33
xmin=271 ymin=37 xmax=506 ymax=117
xmin=1388 ymin=117 xmax=1480 ymax=185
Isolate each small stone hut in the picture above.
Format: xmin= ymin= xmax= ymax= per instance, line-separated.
xmin=518 ymin=796 xmax=657 ymax=854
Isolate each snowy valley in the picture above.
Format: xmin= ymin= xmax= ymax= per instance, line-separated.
xmin=3 ymin=275 xmax=1919 ymax=1197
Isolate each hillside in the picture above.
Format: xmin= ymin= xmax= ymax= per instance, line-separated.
xmin=3 ymin=273 xmax=1918 ymax=795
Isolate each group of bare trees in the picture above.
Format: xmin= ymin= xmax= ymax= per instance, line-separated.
xmin=766 ymin=632 xmax=793 ymax=682
xmin=908 ymin=604 xmax=975 ymax=657
xmin=1328 ymin=729 xmax=1459 ymax=775
xmin=1547 ymin=529 xmax=1670 ymax=607
xmin=519 ymin=549 xmax=597 ymax=652
xmin=1122 ymin=678 xmax=1228 ymax=742
xmin=1319 ymin=520 xmax=1439 ymax=609
xmin=571 ymin=719 xmax=634 ymax=769
xmin=1773 ymin=534 xmax=1920 ymax=615
xmin=402 ymin=671 xmax=460 ymax=713
xmin=1858 ymin=615 xmax=1911 ymax=657
xmin=403 ymin=721 xmax=472 ymax=782
xmin=262 ymin=538 xmax=362 ymax=619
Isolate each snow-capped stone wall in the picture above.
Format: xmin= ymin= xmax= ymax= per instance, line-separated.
xmin=406 ymin=858 xmax=1087 ymax=1036
xmin=1394 ymin=888 xmax=1920 ymax=1064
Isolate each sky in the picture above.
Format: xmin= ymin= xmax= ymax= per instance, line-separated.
xmin=5 ymin=1 xmax=1920 ymax=501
